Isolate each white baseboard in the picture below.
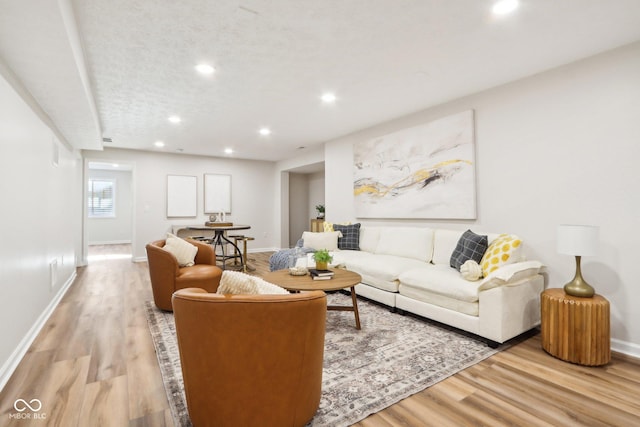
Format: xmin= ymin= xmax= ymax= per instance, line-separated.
xmin=612 ymin=338 xmax=640 ymax=359
xmin=133 ymin=247 xmax=278 ymax=264
xmin=88 ymin=240 xmax=131 ymax=245
xmin=248 ymin=247 xmax=279 ymax=253
xmin=0 ymin=270 xmax=76 ymax=392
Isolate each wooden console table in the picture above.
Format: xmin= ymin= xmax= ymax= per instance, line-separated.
xmin=310 ymin=219 xmax=325 ymax=232
xmin=540 ymin=288 xmax=610 ymax=366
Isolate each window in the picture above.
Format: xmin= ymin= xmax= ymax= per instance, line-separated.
xmin=88 ymin=179 xmax=115 ymax=218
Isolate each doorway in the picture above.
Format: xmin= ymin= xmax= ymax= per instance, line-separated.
xmin=84 ymin=160 xmax=135 ymax=263
xmin=286 ymin=162 xmax=325 ymax=247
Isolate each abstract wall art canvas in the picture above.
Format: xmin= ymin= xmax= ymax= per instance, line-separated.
xmin=353 ymin=110 xmax=476 ymax=219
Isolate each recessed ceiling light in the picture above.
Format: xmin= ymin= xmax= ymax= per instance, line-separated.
xmin=258 ymin=127 xmax=271 ymax=136
xmin=195 ymin=64 xmax=215 ymax=75
xmin=224 ymin=148 xmax=233 ymax=154
xmin=492 ymin=0 xmax=519 ymax=15
xmin=154 ymin=141 xmax=165 ymax=147
xmin=168 ymin=116 xmax=181 ymax=124
xmin=112 ymin=163 xmax=119 ymax=168
xmin=321 ymin=93 xmax=337 ymax=103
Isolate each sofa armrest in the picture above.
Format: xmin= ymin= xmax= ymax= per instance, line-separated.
xmin=478 ymin=274 xmax=544 ymax=343
xmin=478 ymin=260 xmax=543 ymax=292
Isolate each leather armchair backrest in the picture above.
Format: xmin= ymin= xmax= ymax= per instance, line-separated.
xmin=172 ymin=288 xmax=327 ymax=427
xmin=188 ymin=238 xmax=216 ymax=265
xmin=146 ymin=238 xmax=222 ymax=311
xmin=146 ymin=240 xmax=179 ymax=310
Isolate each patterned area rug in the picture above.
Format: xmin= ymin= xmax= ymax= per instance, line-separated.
xmin=145 ymin=293 xmax=501 ymax=427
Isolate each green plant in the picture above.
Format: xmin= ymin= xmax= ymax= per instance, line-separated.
xmin=313 ymin=249 xmax=333 ymax=263
xmin=315 ymin=204 xmax=325 ymax=214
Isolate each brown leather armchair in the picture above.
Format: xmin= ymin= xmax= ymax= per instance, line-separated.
xmin=145 ymin=239 xmax=222 ymax=311
xmin=172 ymin=288 xmax=327 ymax=427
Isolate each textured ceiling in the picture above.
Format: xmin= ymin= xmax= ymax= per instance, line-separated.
xmin=1 ymin=0 xmax=640 ymax=161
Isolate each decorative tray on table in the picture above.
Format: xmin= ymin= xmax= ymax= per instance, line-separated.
xmin=288 ymin=267 xmax=308 ymax=276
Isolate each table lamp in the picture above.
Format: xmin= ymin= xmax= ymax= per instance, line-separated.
xmin=557 ymin=224 xmax=599 ymax=298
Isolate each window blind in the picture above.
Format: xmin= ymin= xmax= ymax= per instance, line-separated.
xmin=88 ymin=179 xmax=115 ymax=218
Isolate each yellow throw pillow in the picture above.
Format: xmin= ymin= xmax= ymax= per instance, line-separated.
xmin=480 ymin=234 xmax=523 ymax=276
xmin=323 ymin=221 xmax=351 ymax=232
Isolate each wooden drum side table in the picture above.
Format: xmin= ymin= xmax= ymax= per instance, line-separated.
xmin=540 ymin=288 xmax=610 ymax=366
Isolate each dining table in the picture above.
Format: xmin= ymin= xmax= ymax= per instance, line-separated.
xmin=186 ymin=224 xmax=251 ymax=270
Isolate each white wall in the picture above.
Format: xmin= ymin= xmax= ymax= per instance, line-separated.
xmin=308 ymin=171 xmax=325 ymax=220
xmin=323 ymin=42 xmax=640 ymax=355
xmin=82 ymin=148 xmax=278 ymax=261
xmin=86 ymin=169 xmax=133 ymax=244
xmin=0 ymin=72 xmax=81 ymax=386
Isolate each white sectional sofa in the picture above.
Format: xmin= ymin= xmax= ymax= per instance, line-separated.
xmin=307 ymin=226 xmax=545 ymax=346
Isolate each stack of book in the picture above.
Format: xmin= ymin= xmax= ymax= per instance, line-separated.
xmin=309 ymin=269 xmax=334 ymax=280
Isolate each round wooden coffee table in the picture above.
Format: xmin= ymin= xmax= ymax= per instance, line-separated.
xmin=262 ymin=268 xmax=362 ymax=329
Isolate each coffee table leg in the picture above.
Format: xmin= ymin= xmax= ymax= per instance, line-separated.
xmin=350 ymin=286 xmax=361 ymax=330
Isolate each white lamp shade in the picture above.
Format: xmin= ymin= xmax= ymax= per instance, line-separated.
xmin=557 ymin=224 xmax=599 ymax=256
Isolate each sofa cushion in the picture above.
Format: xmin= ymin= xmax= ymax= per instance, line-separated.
xmin=398 ymin=265 xmax=480 ymax=303
xmin=375 ymin=227 xmax=434 ymax=262
xmin=333 ymin=223 xmax=361 ymax=250
xmin=341 ymin=253 xmax=427 ymax=292
xmin=163 ymin=233 xmax=198 ymax=267
xmin=398 ymin=285 xmax=479 ymax=316
xmin=217 ymin=271 xmax=289 ymax=295
xmin=450 ymin=230 xmax=488 ymax=271
xmin=432 ymin=229 xmax=465 ymax=265
xmin=480 ymin=234 xmax=523 ymax=276
xmin=358 ymin=226 xmax=381 ymax=253
xmin=301 ymin=231 xmax=341 ymax=251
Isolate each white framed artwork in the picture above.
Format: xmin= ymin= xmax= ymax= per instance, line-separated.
xmin=167 ymin=175 xmax=197 ymax=217
xmin=204 ymin=174 xmax=231 ymax=214
xmin=353 ymin=110 xmax=476 ymax=219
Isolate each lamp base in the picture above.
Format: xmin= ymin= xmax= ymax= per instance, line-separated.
xmin=563 ymin=279 xmax=595 ymax=298
xmin=563 ymin=255 xmax=595 ymax=298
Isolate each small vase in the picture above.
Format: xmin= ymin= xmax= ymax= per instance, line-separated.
xmin=316 ymin=261 xmax=328 ymax=270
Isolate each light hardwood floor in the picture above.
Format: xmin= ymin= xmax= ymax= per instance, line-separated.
xmin=1 ymin=245 xmax=639 ymax=426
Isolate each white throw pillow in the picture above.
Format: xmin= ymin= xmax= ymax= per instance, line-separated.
xmin=216 ymin=270 xmax=289 ymax=295
xmin=163 ymin=233 xmax=198 ymax=267
xmin=301 ymin=231 xmax=341 ymax=251
xmin=375 ymin=227 xmax=434 ymax=262
xmin=478 ymin=261 xmax=543 ymax=291
xmin=460 ymin=260 xmax=483 ymax=281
